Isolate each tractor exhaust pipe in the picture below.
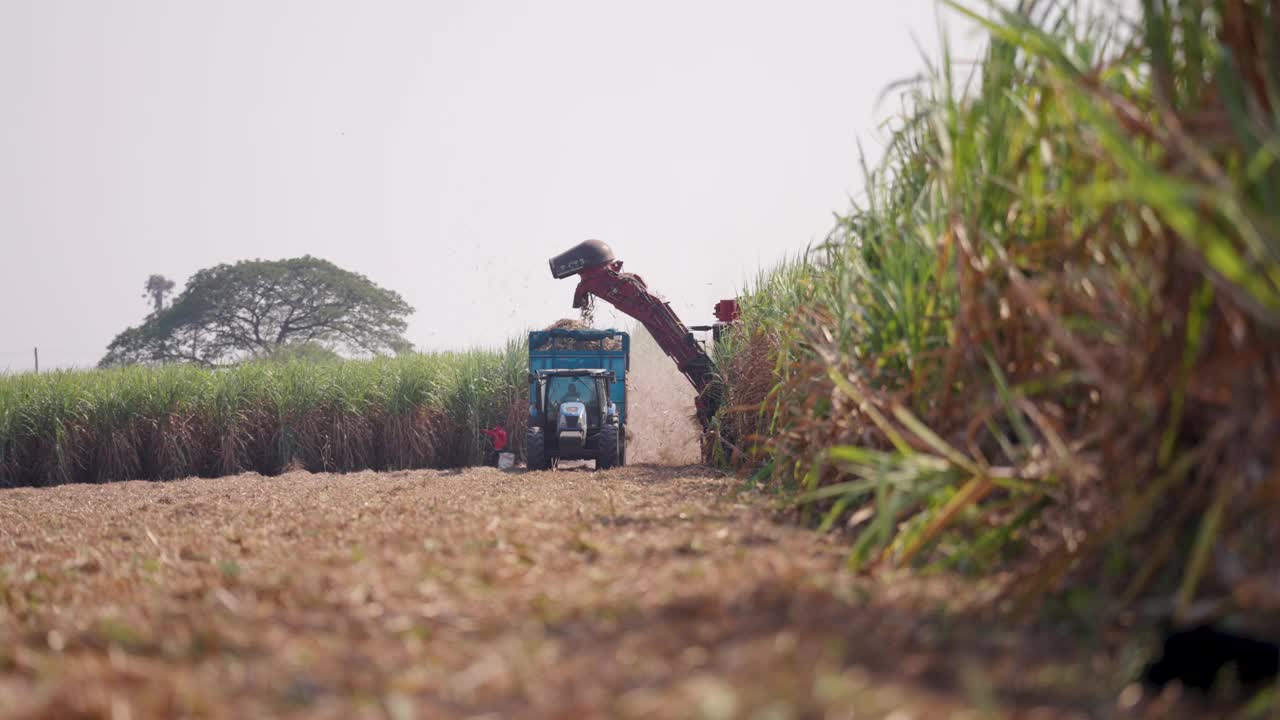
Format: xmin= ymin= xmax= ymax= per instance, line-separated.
xmin=549 ymin=239 xmax=617 ymax=279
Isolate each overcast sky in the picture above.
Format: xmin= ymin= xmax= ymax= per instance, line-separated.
xmin=0 ymin=1 xmax=986 ymax=372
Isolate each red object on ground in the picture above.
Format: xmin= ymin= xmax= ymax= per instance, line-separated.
xmin=482 ymin=426 xmax=508 ymax=451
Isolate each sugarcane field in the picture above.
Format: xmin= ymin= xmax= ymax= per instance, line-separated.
xmin=3 ymin=1 xmax=1280 ymax=718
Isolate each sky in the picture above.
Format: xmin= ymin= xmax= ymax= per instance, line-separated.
xmin=0 ymin=1 xmax=987 ymax=372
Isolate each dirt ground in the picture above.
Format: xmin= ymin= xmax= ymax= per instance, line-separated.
xmin=1 ymin=466 xmax=1196 ymax=719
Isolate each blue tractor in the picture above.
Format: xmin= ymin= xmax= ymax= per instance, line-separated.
xmin=526 ymin=328 xmax=629 ymax=470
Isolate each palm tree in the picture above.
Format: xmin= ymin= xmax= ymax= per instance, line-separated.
xmin=142 ymin=274 xmax=175 ymax=312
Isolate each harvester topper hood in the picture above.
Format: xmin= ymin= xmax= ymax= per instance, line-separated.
xmin=549 ymin=239 xmax=615 ymax=279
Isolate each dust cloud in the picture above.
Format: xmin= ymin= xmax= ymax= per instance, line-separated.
xmin=624 ymin=324 xmax=701 ymax=465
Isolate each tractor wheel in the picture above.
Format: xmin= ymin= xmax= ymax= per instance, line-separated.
xmin=596 ymin=424 xmax=620 ymax=470
xmin=618 ymin=428 xmax=627 ymax=467
xmin=526 ymin=429 xmax=548 ymax=471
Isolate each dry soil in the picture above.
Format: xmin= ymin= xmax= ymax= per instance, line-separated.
xmin=0 ymin=466 xmax=1193 ymax=719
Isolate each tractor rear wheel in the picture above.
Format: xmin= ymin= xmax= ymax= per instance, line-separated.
xmin=526 ymin=429 xmax=549 ymax=471
xmin=596 ymin=424 xmax=620 ymax=470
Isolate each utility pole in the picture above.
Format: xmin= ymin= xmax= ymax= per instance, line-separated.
xmin=34 ymin=347 xmax=39 ymax=374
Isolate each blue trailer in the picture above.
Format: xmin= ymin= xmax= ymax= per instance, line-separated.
xmin=526 ymin=328 xmax=629 ymax=470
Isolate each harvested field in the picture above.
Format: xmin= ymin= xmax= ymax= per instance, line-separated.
xmin=1 ymin=466 xmax=1204 ymax=719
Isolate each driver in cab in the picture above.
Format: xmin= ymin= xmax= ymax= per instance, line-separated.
xmin=561 ymin=383 xmax=582 ymax=404
xmin=555 ymin=382 xmax=589 ymax=425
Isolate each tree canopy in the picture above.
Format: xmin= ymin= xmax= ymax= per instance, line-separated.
xmin=101 ymin=257 xmax=413 ymax=367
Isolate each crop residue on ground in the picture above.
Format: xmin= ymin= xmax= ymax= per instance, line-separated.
xmin=0 ymin=465 xmax=1202 ymax=719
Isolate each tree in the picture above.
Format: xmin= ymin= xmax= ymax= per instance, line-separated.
xmin=101 ymin=257 xmax=413 ymax=367
xmin=142 ymin=274 xmax=176 ymax=312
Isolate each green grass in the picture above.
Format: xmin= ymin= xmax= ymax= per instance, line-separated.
xmin=720 ymin=0 xmax=1280 ymax=619
xmin=0 ymin=340 xmax=528 ymax=487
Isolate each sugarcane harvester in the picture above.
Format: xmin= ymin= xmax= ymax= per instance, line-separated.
xmin=548 ymin=240 xmax=738 ymax=433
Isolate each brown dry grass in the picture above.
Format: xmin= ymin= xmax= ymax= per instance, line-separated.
xmin=0 ymin=467 xmax=1206 ymax=719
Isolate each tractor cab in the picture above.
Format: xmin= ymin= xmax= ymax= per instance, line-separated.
xmin=545 ymin=375 xmax=604 ymax=426
xmin=527 ymin=367 xmax=623 ymax=470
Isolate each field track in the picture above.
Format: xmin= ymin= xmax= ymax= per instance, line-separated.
xmin=2 ymin=466 xmax=1183 ymax=719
